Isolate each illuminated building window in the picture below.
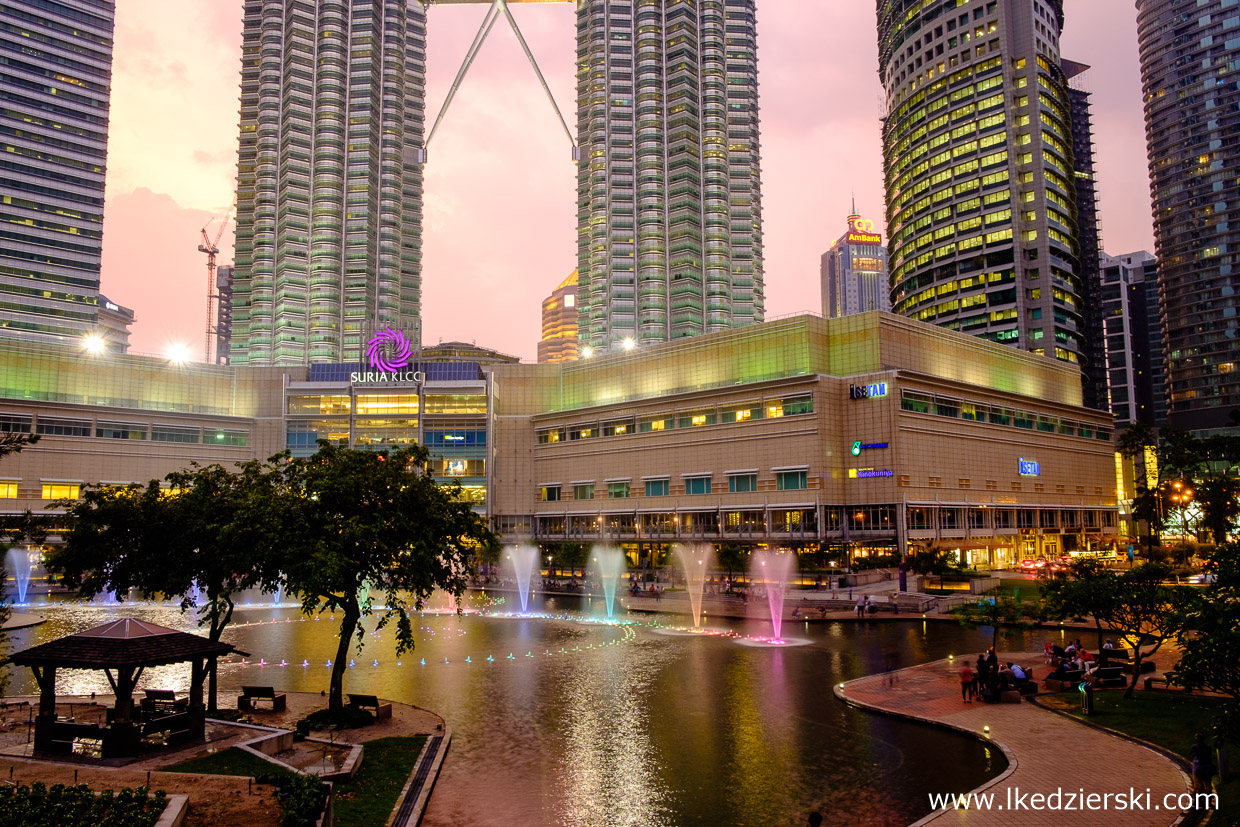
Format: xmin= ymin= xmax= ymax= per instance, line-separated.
xmin=42 ymin=483 xmax=80 ymax=500
xmin=540 ymin=485 xmax=561 ymax=503
xmin=0 ymin=482 xmax=17 ymax=499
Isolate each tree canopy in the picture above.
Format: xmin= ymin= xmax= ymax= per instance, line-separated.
xmin=1173 ymin=543 xmax=1240 ymax=741
xmin=275 ymin=442 xmax=495 ymax=714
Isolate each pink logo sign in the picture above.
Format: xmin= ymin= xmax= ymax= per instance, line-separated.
xmin=365 ymin=327 xmax=413 ymax=372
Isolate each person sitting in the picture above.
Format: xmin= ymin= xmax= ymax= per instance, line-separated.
xmin=1103 ymin=638 xmax=1114 ymax=650
xmin=1079 ymin=649 xmax=1095 ymax=665
xmin=1009 ymin=663 xmax=1027 ymax=681
xmin=1044 ymin=642 xmax=1055 ymax=663
xmin=1064 ymin=642 xmax=1077 ymax=657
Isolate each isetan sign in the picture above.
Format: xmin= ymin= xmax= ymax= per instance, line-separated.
xmin=350 ymin=327 xmax=424 ymax=384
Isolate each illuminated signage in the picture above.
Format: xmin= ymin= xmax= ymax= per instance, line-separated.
xmin=851 ymin=441 xmax=889 ymax=455
xmin=847 ymin=217 xmax=882 ymax=244
xmin=849 ymin=468 xmax=894 ymax=479
xmin=104 ymin=301 xmax=120 ymax=311
xmin=849 ymin=382 xmax=887 ymax=400
xmin=564 ymin=294 xmax=575 ymax=308
xmin=350 ymin=327 xmax=424 ymax=384
xmin=1018 ymin=458 xmax=1041 ymax=477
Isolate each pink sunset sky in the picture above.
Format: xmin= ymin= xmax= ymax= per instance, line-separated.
xmin=100 ymin=0 xmax=1154 ymax=362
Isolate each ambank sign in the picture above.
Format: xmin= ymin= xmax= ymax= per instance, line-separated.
xmin=350 ymin=328 xmax=425 ymax=384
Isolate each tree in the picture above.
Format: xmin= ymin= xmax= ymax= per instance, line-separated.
xmin=1038 ymin=559 xmax=1118 ymax=651
xmin=1196 ymin=476 xmax=1240 ymax=545
xmin=1173 ymin=543 xmax=1240 ymax=742
xmin=276 ymin=443 xmax=494 ymax=715
xmin=0 ymin=432 xmax=39 ymax=461
xmin=1100 ymin=563 xmax=1195 ymax=698
xmin=50 ymin=460 xmax=286 ymax=710
xmin=716 ymin=544 xmax=750 ymax=584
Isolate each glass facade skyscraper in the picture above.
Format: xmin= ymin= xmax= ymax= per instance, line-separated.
xmin=878 ymin=0 xmax=1083 ymax=364
xmin=1136 ymin=0 xmax=1240 ymax=431
xmin=0 ymin=0 xmax=114 ymax=345
xmin=575 ymin=0 xmax=763 ymax=353
xmin=231 ymin=0 xmax=427 ymax=366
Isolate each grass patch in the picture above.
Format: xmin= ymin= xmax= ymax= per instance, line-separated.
xmin=333 ymin=736 xmax=427 ymax=827
xmin=165 ymin=746 xmax=296 ymax=780
xmin=1042 ymin=690 xmax=1237 ymax=821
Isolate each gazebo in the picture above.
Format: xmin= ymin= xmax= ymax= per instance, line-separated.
xmin=8 ymin=618 xmax=245 ymax=759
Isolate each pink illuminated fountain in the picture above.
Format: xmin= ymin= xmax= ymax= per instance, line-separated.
xmin=751 ymin=550 xmax=795 ymax=642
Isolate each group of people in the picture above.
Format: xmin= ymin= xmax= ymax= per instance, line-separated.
xmin=957 ymin=648 xmax=1030 ymax=703
xmin=1044 ymin=637 xmax=1117 ymax=682
xmin=853 ymin=595 xmax=877 ymax=617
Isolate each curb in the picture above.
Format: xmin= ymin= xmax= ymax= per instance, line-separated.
xmin=834 ymin=662 xmax=1020 ymax=826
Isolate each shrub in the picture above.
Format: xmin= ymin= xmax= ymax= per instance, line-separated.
xmin=0 ymin=782 xmax=167 ymax=827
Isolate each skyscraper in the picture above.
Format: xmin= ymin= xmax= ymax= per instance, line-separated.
xmin=1099 ymin=251 xmax=1166 ymax=428
xmin=1136 ymin=0 xmax=1240 ymax=431
xmin=879 ymin=0 xmax=1083 ymax=364
xmin=1064 ymin=60 xmax=1106 ymax=411
xmin=575 ymin=0 xmax=763 ymax=353
xmin=0 ymin=0 xmax=114 ymax=345
xmin=821 ymin=209 xmax=890 ymax=318
xmin=230 ymin=0 xmax=427 ymax=366
xmin=538 ymin=269 xmax=578 ymax=363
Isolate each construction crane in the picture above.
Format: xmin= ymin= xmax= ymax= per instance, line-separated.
xmin=198 ymin=202 xmax=234 ymax=363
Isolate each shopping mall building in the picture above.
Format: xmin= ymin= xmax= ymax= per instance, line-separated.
xmin=0 ymin=313 xmax=1119 ymax=568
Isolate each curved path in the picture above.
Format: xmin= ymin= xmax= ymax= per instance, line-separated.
xmin=835 ymin=653 xmax=1193 ymax=826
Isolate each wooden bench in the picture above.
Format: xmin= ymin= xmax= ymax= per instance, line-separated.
xmin=238 ymin=685 xmax=286 ymax=713
xmin=1092 ymin=666 xmax=1127 ymax=688
xmin=141 ymin=689 xmax=188 ymax=717
xmin=347 ymin=693 xmax=392 ymax=720
xmin=1144 ymin=675 xmax=1191 ymax=693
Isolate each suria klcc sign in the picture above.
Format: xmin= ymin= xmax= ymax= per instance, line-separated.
xmin=350 ymin=327 xmax=424 ymax=384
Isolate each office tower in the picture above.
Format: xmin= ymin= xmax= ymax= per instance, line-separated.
xmin=575 ymin=0 xmax=763 ymax=353
xmin=879 ymin=0 xmax=1083 ymax=364
xmin=1099 ymin=251 xmax=1166 ymax=427
xmin=820 ymin=209 xmax=890 ymax=318
xmin=538 ymin=269 xmax=578 ymax=363
xmin=96 ymin=296 xmax=134 ymax=354
xmin=0 ymin=0 xmax=114 ymax=344
xmin=215 ymin=265 xmax=234 ymax=365
xmin=1064 ymin=61 xmax=1105 ymax=411
xmin=1136 ymin=0 xmax=1240 ymax=431
xmin=231 ymin=0 xmax=427 ymax=366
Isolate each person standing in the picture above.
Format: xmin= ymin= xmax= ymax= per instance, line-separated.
xmin=855 ymin=596 xmax=865 ymax=617
xmin=1189 ymin=732 xmax=1216 ymax=797
xmin=959 ymin=661 xmax=975 ymax=703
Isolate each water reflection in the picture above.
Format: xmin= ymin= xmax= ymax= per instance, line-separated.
xmin=2 ymin=599 xmax=1030 ymax=826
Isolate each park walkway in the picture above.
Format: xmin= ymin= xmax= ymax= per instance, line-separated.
xmin=836 ymin=653 xmax=1193 ymax=826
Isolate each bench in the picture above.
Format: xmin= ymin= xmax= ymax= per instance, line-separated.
xmin=1144 ymin=675 xmax=1191 ymax=693
xmin=238 ymin=685 xmax=286 ymax=713
xmin=141 ymin=689 xmax=188 ymax=717
xmin=347 ymin=694 xmax=392 ymax=720
xmin=1042 ymin=670 xmax=1084 ymax=692
xmin=1092 ymin=666 xmax=1127 ymax=688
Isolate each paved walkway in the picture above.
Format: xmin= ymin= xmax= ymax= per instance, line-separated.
xmin=836 ymin=653 xmax=1193 ymax=826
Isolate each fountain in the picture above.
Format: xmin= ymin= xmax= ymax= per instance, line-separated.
xmin=751 ymin=550 xmax=796 ymax=641
xmin=508 ymin=544 xmax=540 ymax=613
xmin=590 ymin=545 xmax=625 ymax=619
xmin=674 ymin=543 xmax=714 ymax=628
xmin=6 ymin=548 xmax=35 ymax=605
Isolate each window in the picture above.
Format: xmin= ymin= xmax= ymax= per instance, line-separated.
xmin=540 ymin=485 xmax=561 ymax=502
xmin=776 ymin=471 xmax=807 ymax=491
xmin=537 ymin=428 xmax=564 ymax=444
xmin=728 ymin=473 xmax=757 ymax=493
xmin=684 ymin=476 xmax=712 ymax=495
xmin=152 ymin=425 xmax=200 ymax=444
xmin=573 ymin=484 xmax=595 ymax=501
xmin=782 ymin=396 xmax=814 ymax=416
xmin=679 ymin=411 xmax=715 ymax=428
xmin=602 ymin=421 xmax=633 ymax=437
xmin=640 ymin=416 xmax=674 ymax=432
xmin=644 ymin=479 xmax=669 ymax=497
xmin=935 ymin=398 xmax=959 ymax=418
xmin=96 ymin=422 xmax=146 ymax=440
xmin=0 ymin=481 xmax=17 ymax=499
xmin=569 ymin=425 xmax=596 ymax=440
xmin=0 ymin=414 xmax=32 ymax=433
xmin=608 ymin=482 xmax=631 ymax=499
xmin=207 ymin=429 xmax=248 ymax=447
xmin=36 ymin=417 xmax=91 ymax=437
xmin=901 ymin=392 xmax=932 ymax=413
xmin=42 ymin=483 xmax=79 ymax=500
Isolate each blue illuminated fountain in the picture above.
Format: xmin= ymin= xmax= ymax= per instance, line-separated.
xmin=6 ymin=548 xmax=34 ymax=604
xmin=590 ymin=545 xmax=625 ymax=619
xmin=508 ymin=545 xmax=540 ymax=613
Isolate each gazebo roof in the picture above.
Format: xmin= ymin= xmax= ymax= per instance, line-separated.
xmin=7 ymin=618 xmax=245 ymax=670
